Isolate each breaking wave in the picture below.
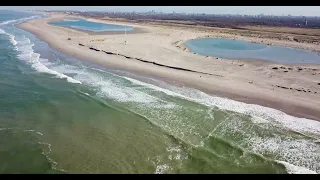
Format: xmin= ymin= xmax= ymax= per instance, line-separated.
xmin=3 ymin=31 xmax=81 ymax=84
xmin=0 ymin=15 xmax=40 ymax=26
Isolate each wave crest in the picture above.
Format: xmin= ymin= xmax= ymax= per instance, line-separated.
xmin=6 ymin=33 xmax=82 ymax=84
xmin=276 ymin=160 xmax=317 ymax=174
xmin=0 ymin=15 xmax=40 ymax=26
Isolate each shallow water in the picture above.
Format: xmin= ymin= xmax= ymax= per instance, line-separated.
xmin=49 ymin=18 xmax=133 ymax=32
xmin=0 ymin=10 xmax=319 ymax=174
xmin=185 ymin=38 xmax=320 ymax=64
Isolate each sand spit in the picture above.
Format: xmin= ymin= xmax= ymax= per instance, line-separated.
xmin=17 ymin=14 xmax=320 ymax=121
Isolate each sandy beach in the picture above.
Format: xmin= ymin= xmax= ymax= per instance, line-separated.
xmin=17 ymin=13 xmax=320 ymax=121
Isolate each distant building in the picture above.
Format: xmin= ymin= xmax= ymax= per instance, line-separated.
xmin=305 ymin=19 xmax=308 ymax=26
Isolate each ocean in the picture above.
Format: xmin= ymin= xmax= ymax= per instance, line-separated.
xmin=0 ymin=10 xmax=319 ymax=174
xmin=185 ymin=38 xmax=320 ymax=64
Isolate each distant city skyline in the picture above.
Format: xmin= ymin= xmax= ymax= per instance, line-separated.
xmin=1 ymin=6 xmax=320 ymax=16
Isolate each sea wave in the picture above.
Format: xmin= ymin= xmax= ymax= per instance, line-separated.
xmin=21 ymin=58 xmax=320 ymax=173
xmin=51 ymin=65 xmax=319 ymax=173
xmin=51 ymin=64 xmax=159 ymax=102
xmin=107 ymin=73 xmax=320 ymax=173
xmin=0 ymin=127 xmax=66 ymax=173
xmin=0 ymin=28 xmax=17 ymax=45
xmin=42 ymin=60 xmax=320 ymax=173
xmin=155 ymin=164 xmax=170 ymax=174
xmin=0 ymin=15 xmax=40 ymax=26
xmin=5 ymin=32 xmax=81 ymax=84
xmin=276 ymin=160 xmax=317 ymax=174
xmin=122 ymin=75 xmax=320 ymax=136
xmin=0 ymin=19 xmax=16 ymax=26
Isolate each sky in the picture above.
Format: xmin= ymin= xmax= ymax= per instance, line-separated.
xmin=1 ymin=6 xmax=320 ymax=16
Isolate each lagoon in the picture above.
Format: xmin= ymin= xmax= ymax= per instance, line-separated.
xmin=50 ymin=19 xmax=133 ymax=32
xmin=185 ymin=38 xmax=320 ymax=64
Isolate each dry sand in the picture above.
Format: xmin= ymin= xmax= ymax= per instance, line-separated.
xmin=17 ymin=14 xmax=320 ymax=121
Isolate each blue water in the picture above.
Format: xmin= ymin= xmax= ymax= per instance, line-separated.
xmin=49 ymin=18 xmax=134 ymax=32
xmin=185 ymin=38 xmax=320 ymax=64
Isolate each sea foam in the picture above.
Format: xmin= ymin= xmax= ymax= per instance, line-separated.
xmin=0 ymin=15 xmax=40 ymax=26
xmin=19 ymin=56 xmax=320 ymax=173
xmin=7 ymin=33 xmax=82 ymax=84
xmin=0 ymin=28 xmax=17 ymax=45
xmin=51 ymin=65 xmax=158 ymax=103
xmin=123 ymin=75 xmax=320 ymax=136
xmin=111 ymin=73 xmax=320 ymax=173
xmin=60 ymin=67 xmax=318 ymax=174
xmin=45 ymin=57 xmax=320 ymax=173
xmin=276 ymin=160 xmax=317 ymax=174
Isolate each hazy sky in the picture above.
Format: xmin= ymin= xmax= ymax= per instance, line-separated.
xmin=1 ymin=6 xmax=320 ymax=16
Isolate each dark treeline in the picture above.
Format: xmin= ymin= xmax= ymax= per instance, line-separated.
xmin=51 ymin=11 xmax=320 ymax=29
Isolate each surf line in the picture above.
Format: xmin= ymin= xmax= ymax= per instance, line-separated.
xmin=79 ymin=43 xmax=223 ymax=77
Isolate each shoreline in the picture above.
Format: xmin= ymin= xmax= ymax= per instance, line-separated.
xmin=17 ymin=14 xmax=320 ymax=121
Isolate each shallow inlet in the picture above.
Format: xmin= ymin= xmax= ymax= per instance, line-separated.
xmin=49 ymin=18 xmax=134 ymax=32
xmin=185 ymin=38 xmax=320 ymax=64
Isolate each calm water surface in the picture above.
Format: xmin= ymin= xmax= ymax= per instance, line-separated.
xmin=49 ymin=18 xmax=133 ymax=32
xmin=185 ymin=38 xmax=320 ymax=64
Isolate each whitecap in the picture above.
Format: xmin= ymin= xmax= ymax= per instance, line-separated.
xmin=0 ymin=19 xmax=15 ymax=26
xmin=8 ymin=33 xmax=17 ymax=45
xmin=24 ymin=129 xmax=35 ymax=132
xmin=0 ymin=15 xmax=40 ymax=26
xmin=13 ymin=36 xmax=81 ymax=84
xmin=0 ymin=28 xmax=17 ymax=45
xmin=155 ymin=164 xmax=170 ymax=174
xmin=276 ymin=160 xmax=317 ymax=174
xmin=107 ymin=73 xmax=320 ymax=173
xmin=166 ymin=146 xmax=181 ymax=153
xmin=51 ymin=65 xmax=159 ymax=103
xmin=0 ymin=28 xmax=5 ymax=34
xmin=123 ymin=76 xmax=320 ymax=136
xmin=37 ymin=141 xmax=67 ymax=172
